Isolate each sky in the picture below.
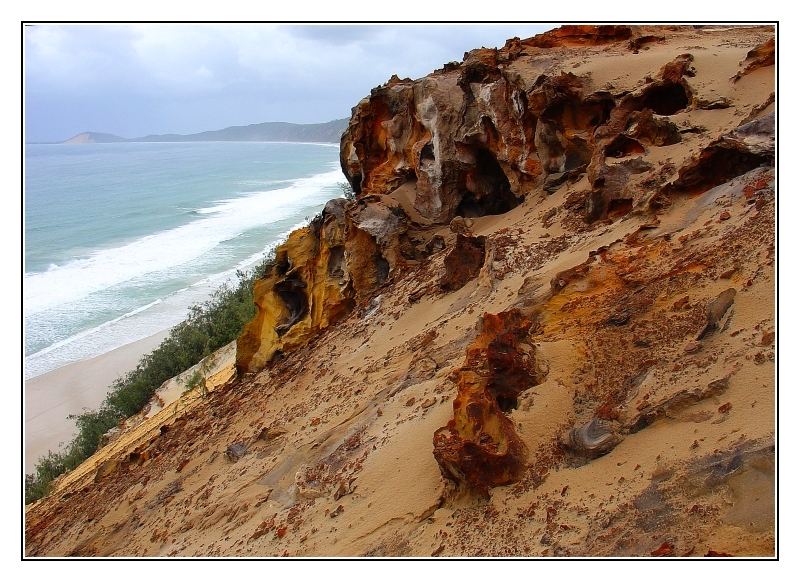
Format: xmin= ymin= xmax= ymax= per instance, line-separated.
xmin=24 ymin=24 xmax=551 ymax=143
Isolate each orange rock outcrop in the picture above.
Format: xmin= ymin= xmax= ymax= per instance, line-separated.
xmin=433 ymin=310 xmax=540 ymax=491
xmin=236 ymin=198 xmax=408 ymax=372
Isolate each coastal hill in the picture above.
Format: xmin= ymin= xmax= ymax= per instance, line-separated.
xmin=62 ymin=118 xmax=349 ymax=144
xmin=26 ymin=25 xmax=775 ymax=557
xmin=62 ymin=132 xmax=126 ymax=144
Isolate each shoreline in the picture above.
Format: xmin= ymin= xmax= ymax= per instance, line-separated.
xmin=25 ymin=329 xmax=169 ymax=474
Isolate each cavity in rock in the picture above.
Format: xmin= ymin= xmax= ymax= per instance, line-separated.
xmin=274 ymin=273 xmax=308 ymax=336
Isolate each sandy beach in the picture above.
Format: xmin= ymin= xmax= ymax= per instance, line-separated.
xmin=25 ymin=330 xmax=169 ymax=474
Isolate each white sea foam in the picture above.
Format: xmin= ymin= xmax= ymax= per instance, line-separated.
xmin=235 ymin=178 xmax=295 ymax=188
xmin=24 ymin=165 xmax=341 ymax=316
xmin=24 ymin=217 xmax=314 ymax=379
xmin=27 ymin=297 xmax=165 ymax=361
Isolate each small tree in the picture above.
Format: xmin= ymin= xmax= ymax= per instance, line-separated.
xmin=338 ymin=181 xmax=356 ymax=201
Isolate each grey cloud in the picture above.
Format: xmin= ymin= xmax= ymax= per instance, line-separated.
xmin=24 ymin=23 xmax=551 ymax=142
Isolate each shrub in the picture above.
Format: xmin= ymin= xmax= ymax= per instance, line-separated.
xmin=25 ymin=452 xmax=66 ymax=504
xmin=184 ymin=369 xmax=203 ymax=393
xmin=24 ymin=252 xmax=275 ymax=504
xmin=338 ymin=181 xmax=356 ymax=201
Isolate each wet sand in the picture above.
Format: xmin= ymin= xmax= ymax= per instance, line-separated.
xmin=25 ymin=330 xmax=169 ymax=473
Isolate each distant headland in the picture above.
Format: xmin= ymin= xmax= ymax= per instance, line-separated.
xmin=54 ymin=118 xmax=349 ymax=145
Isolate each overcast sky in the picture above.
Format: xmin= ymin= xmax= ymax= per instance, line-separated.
xmin=24 ymin=24 xmax=551 ymax=143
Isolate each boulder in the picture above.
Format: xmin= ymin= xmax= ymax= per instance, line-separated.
xmin=439 ymin=235 xmax=486 ymax=292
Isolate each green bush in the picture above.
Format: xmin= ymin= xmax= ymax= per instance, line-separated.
xmin=25 ymin=253 xmax=274 ymax=505
xmin=184 ymin=369 xmax=204 ymax=393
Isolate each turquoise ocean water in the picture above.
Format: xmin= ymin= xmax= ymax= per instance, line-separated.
xmin=24 ymin=141 xmax=342 ymax=378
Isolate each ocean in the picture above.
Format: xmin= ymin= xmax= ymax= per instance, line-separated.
xmin=24 ymin=141 xmax=342 ymax=379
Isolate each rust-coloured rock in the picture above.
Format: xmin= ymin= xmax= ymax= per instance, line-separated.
xmin=658 ymin=53 xmax=695 ymax=83
xmin=439 ymin=235 xmax=486 ymax=292
xmin=651 ymin=541 xmax=674 ymax=557
xmin=665 ymin=113 xmax=774 ymax=199
xmin=705 ymin=550 xmax=734 ymax=557
xmin=340 ymin=52 xmax=542 ymax=223
xmin=525 ymin=25 xmax=633 ymax=48
xmin=339 ymin=33 xmax=706 ymax=229
xmin=734 ymin=38 xmax=775 ymax=81
xmin=627 ymin=109 xmax=681 ymax=147
xmin=24 ymin=26 xmax=776 ymax=559
xmin=433 ymin=310 xmax=539 ymax=491
xmin=628 ymin=34 xmax=665 ymax=52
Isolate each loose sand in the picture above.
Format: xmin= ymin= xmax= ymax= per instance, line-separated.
xmin=25 ymin=330 xmax=168 ymax=473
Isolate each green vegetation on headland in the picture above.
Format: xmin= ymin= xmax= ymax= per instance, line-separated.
xmin=25 ymin=256 xmax=275 ymax=505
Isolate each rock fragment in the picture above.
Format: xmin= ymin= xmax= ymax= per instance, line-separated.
xmin=225 ymin=442 xmax=247 ymax=462
xmin=439 ymin=235 xmax=487 ymax=292
xmin=563 ymin=418 xmax=622 ymax=458
xmin=697 ymin=288 xmax=736 ymax=340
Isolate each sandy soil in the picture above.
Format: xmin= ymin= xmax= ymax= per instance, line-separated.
xmin=25 ymin=330 xmax=168 ymax=473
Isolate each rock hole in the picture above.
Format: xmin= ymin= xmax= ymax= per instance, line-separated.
xmin=275 ymin=252 xmax=291 ymax=277
xmin=274 ymin=273 xmax=308 ymax=336
xmin=376 ymin=255 xmax=390 ymax=284
xmin=350 ymin=173 xmax=362 ymax=195
xmin=604 ymin=134 xmax=646 ymax=158
xmin=327 ymin=245 xmax=346 ymax=279
xmin=607 ymin=198 xmax=633 ymax=219
xmin=585 ymin=190 xmax=606 ymax=222
xmin=456 ymin=148 xmax=519 ymax=217
xmin=496 ymin=395 xmax=518 ymax=413
xmin=420 ymin=142 xmax=435 ymax=161
xmin=564 ymin=136 xmax=592 ymax=171
xmin=670 ymin=146 xmax=772 ymax=196
xmin=486 ymin=335 xmax=541 ymax=414
xmin=552 ymin=97 xmax=615 ymax=132
xmin=639 ymin=81 xmax=690 ymax=116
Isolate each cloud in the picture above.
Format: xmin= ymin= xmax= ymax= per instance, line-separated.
xmin=24 ymin=23 xmax=551 ymax=142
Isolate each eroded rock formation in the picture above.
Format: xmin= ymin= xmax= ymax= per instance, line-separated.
xmin=338 ymin=29 xmax=714 ymax=228
xmin=734 ymin=37 xmax=775 ymax=81
xmin=433 ymin=310 xmax=541 ymax=491
xmin=236 ymin=198 xmax=413 ymax=372
xmin=241 ymin=24 xmax=775 ymax=379
xmin=663 ymin=113 xmax=775 ymax=199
